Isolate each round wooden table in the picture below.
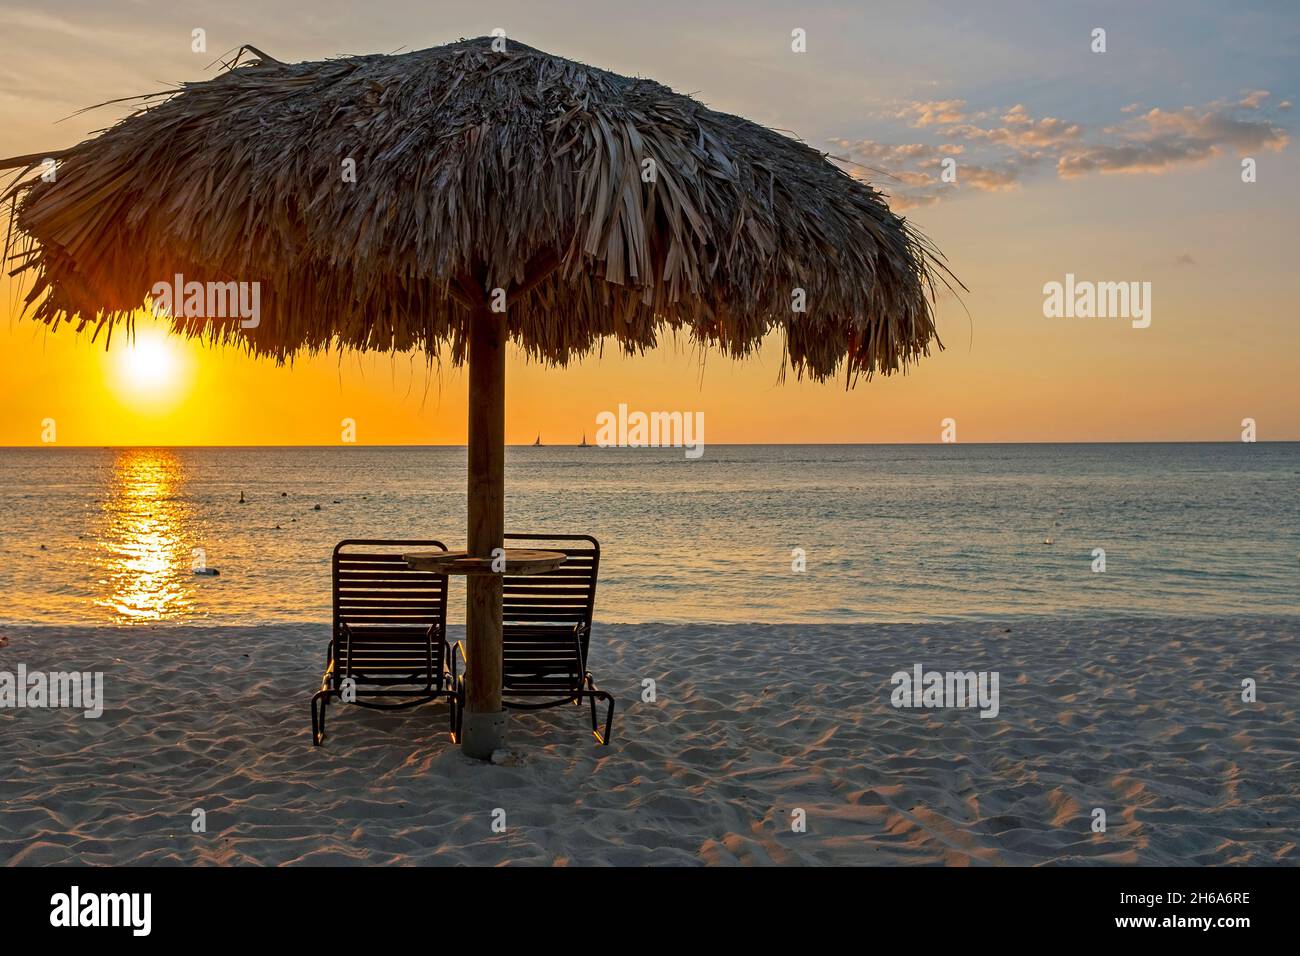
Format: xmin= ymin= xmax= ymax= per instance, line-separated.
xmin=403 ymin=548 xmax=566 ymax=576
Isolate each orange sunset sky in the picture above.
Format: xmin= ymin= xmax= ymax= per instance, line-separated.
xmin=1 ymin=0 xmax=1297 ymax=445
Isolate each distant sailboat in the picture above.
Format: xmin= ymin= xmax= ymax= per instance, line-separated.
xmin=578 ymin=432 xmax=590 ymax=447
xmin=532 ymin=433 xmax=542 ymax=447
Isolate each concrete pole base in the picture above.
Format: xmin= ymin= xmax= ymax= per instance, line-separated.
xmin=461 ymin=710 xmax=509 ymax=760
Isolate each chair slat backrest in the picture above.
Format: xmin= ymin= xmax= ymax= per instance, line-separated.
xmin=502 ymin=533 xmax=600 ymax=659
xmin=332 ymin=539 xmax=449 ymax=641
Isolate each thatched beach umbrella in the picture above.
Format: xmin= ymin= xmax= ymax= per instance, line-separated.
xmin=2 ymin=37 xmax=953 ymax=757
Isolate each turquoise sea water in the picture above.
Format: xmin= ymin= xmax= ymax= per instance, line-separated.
xmin=0 ymin=443 xmax=1295 ymax=625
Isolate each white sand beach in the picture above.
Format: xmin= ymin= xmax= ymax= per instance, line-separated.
xmin=1 ymin=618 xmax=1296 ymax=866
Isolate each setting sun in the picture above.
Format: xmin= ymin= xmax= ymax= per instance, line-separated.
xmin=111 ymin=323 xmax=190 ymax=408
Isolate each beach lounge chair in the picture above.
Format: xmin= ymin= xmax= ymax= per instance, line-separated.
xmin=311 ymin=539 xmax=457 ymax=746
xmin=450 ymin=533 xmax=615 ymax=744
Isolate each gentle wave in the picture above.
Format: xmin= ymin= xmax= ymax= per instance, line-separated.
xmin=0 ymin=443 xmax=1296 ymax=626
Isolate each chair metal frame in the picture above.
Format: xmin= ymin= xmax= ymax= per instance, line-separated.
xmin=449 ymin=532 xmax=615 ymax=744
xmin=311 ymin=539 xmax=458 ymax=746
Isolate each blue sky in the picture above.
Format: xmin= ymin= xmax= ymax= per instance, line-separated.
xmin=4 ymin=0 xmax=1294 ymax=210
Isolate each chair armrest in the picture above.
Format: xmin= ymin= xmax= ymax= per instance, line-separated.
xmin=318 ymin=655 xmax=336 ymax=694
xmin=570 ymin=622 xmax=588 ymax=670
xmin=417 ymin=622 xmax=432 ymax=677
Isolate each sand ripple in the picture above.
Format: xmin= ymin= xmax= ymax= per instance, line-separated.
xmin=1 ymin=618 xmax=1296 ymax=865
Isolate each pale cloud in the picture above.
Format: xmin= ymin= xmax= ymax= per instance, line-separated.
xmin=831 ymin=137 xmax=1028 ymax=209
xmin=1057 ymin=100 xmax=1289 ymax=177
xmin=870 ymin=185 xmax=941 ymax=212
xmin=831 ymin=139 xmax=941 ymax=167
xmin=834 ymin=92 xmax=1290 ymax=207
xmin=893 ymin=99 xmax=967 ymax=127
xmin=945 ymin=104 xmax=1084 ymax=150
xmin=959 ymin=164 xmax=1023 ymax=192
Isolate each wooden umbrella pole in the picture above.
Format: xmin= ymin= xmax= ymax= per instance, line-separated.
xmin=461 ymin=302 xmax=508 ymax=759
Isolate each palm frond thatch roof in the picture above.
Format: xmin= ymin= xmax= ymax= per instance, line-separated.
xmin=1 ymin=37 xmax=955 ymax=380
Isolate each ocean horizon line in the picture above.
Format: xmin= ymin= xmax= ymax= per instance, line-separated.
xmin=3 ymin=439 xmax=1299 ymax=450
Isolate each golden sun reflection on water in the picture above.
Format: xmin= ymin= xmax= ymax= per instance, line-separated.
xmin=95 ymin=448 xmax=196 ymax=622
